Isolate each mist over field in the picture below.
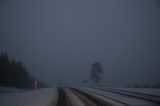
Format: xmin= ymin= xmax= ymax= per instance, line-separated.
xmin=0 ymin=0 xmax=160 ymax=87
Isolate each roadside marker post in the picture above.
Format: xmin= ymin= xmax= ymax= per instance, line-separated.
xmin=34 ymin=80 xmax=37 ymax=90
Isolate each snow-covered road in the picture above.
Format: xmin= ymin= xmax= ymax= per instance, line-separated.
xmin=80 ymin=88 xmax=160 ymax=106
xmin=0 ymin=86 xmax=160 ymax=106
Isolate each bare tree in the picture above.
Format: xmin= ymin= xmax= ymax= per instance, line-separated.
xmin=90 ymin=62 xmax=103 ymax=87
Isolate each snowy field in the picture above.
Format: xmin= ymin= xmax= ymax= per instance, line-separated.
xmin=111 ymin=88 xmax=160 ymax=96
xmin=0 ymin=87 xmax=58 ymax=106
xmin=81 ymin=87 xmax=160 ymax=106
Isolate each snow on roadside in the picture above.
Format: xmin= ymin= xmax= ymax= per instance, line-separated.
xmin=0 ymin=86 xmax=28 ymax=93
xmin=81 ymin=88 xmax=159 ymax=106
xmin=108 ymin=87 xmax=160 ymax=96
xmin=0 ymin=87 xmax=58 ymax=106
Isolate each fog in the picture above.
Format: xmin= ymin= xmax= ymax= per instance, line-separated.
xmin=0 ymin=0 xmax=160 ymax=87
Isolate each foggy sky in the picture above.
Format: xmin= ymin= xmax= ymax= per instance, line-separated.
xmin=0 ymin=0 xmax=160 ymax=87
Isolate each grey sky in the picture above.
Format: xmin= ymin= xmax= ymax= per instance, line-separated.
xmin=0 ymin=0 xmax=160 ymax=87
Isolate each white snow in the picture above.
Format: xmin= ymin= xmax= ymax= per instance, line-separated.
xmin=78 ymin=88 xmax=126 ymax=106
xmin=80 ymin=88 xmax=159 ymax=106
xmin=111 ymin=88 xmax=160 ymax=96
xmin=1 ymin=86 xmax=159 ymax=106
xmin=0 ymin=87 xmax=58 ymax=106
xmin=65 ymin=89 xmax=86 ymax=106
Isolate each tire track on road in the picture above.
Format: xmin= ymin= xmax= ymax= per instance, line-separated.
xmin=97 ymin=88 xmax=160 ymax=105
xmin=56 ymin=87 xmax=71 ymax=106
xmin=69 ymin=88 xmax=129 ymax=106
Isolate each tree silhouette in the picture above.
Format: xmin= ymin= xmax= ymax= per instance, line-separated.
xmin=0 ymin=53 xmax=47 ymax=89
xmin=90 ymin=62 xmax=103 ymax=87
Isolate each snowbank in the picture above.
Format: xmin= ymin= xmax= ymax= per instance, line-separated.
xmin=110 ymin=88 xmax=160 ymax=96
xmin=81 ymin=88 xmax=159 ymax=105
xmin=0 ymin=87 xmax=58 ymax=106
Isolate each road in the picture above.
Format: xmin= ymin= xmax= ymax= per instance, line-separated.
xmin=56 ymin=87 xmax=160 ymax=106
xmin=0 ymin=87 xmax=160 ymax=106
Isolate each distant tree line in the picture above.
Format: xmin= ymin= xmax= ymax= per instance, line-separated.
xmin=0 ymin=53 xmax=47 ymax=89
